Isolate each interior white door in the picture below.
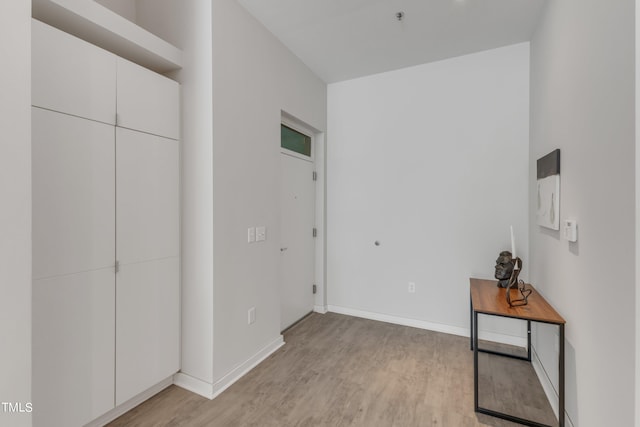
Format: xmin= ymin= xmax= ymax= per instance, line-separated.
xmin=280 ymin=153 xmax=315 ymax=330
xmin=115 ymin=127 xmax=180 ymax=404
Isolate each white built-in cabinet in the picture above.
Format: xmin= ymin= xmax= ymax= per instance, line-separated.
xmin=31 ymin=19 xmax=180 ymax=427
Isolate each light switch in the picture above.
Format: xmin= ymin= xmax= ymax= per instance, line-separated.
xmin=563 ymin=219 xmax=577 ymax=242
xmin=256 ymin=226 xmax=266 ymax=242
xmin=248 ymin=227 xmax=256 ymax=243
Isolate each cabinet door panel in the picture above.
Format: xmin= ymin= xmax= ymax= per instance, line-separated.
xmin=117 ymin=58 xmax=180 ymax=139
xmin=32 ymin=19 xmax=116 ymax=124
xmin=33 ymin=269 xmax=115 ymax=427
xmin=116 ymin=257 xmax=180 ymax=405
xmin=116 ymin=128 xmax=179 ymax=265
xmin=32 ymin=107 xmax=115 ymax=280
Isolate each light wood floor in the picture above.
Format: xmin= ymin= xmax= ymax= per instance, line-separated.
xmin=108 ymin=312 xmax=556 ymax=427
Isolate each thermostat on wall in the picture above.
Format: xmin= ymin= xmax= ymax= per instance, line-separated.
xmin=563 ymin=219 xmax=577 ymax=242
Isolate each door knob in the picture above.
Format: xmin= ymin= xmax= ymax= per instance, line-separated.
xmin=280 ymin=247 xmax=288 ymax=252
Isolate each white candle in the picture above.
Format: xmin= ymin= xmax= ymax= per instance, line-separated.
xmin=510 ymin=225 xmax=516 ymax=260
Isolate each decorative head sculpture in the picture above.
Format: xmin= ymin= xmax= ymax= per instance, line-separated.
xmin=495 ymin=251 xmax=515 ymax=288
xmin=495 ymin=251 xmax=530 ymax=306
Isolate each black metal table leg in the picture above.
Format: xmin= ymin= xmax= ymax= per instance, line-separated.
xmin=559 ymin=324 xmax=565 ymax=427
xmin=527 ymin=319 xmax=532 ymax=362
xmin=470 ymin=295 xmax=474 ymax=351
xmin=473 ymin=310 xmax=479 ymax=411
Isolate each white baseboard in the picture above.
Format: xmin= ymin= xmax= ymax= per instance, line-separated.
xmin=173 ymin=372 xmax=214 ymax=399
xmin=314 ymin=305 xmax=328 ymax=314
xmin=85 ymin=376 xmax=173 ymax=427
xmin=174 ymin=335 xmax=285 ymax=400
xmin=328 ymin=305 xmax=468 ymax=336
xmin=209 ymin=335 xmax=285 ymax=400
xmin=87 ymin=335 xmax=286 ymax=425
xmin=531 ymin=347 xmax=574 ymax=427
xmin=327 ymin=305 xmax=527 ymax=348
xmin=478 ymin=330 xmax=527 ymax=348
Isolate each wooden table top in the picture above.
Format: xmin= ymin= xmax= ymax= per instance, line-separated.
xmin=470 ymin=278 xmax=565 ymax=324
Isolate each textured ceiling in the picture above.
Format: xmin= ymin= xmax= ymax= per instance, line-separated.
xmin=238 ymin=0 xmax=547 ymax=83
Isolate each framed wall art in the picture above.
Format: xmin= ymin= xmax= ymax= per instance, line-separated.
xmin=537 ymin=149 xmax=560 ymax=230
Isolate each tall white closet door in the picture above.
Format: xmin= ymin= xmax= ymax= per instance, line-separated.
xmin=31 ymin=107 xmax=115 ymax=427
xmin=115 ymin=127 xmax=180 ymax=404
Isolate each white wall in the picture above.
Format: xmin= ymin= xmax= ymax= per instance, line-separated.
xmin=0 ymin=2 xmax=31 ymax=427
xmin=530 ymin=1 xmax=635 ymax=426
xmin=94 ymin=0 xmax=137 ymax=23
xmin=135 ymin=0 xmax=215 ymax=385
xmin=327 ymin=43 xmax=530 ymax=340
xmin=211 ymin=0 xmax=326 ymax=381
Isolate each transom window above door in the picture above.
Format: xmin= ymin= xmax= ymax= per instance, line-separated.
xmin=281 ymin=124 xmax=311 ymax=157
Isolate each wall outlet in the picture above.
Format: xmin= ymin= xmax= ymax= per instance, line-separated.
xmin=248 ymin=307 xmax=256 ymax=324
xmin=408 ymin=282 xmax=416 ymax=293
xmin=256 ymin=226 xmax=266 ymax=242
xmin=247 ymin=227 xmax=256 ymax=243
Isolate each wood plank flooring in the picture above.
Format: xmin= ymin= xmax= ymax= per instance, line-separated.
xmin=108 ymin=312 xmax=556 ymax=427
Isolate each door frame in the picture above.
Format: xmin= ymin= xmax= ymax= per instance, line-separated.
xmin=281 ymin=111 xmax=327 ymax=315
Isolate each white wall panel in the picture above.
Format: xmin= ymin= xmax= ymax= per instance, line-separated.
xmin=115 ymin=257 xmax=180 ymax=405
xmin=116 ymin=127 xmax=179 ymax=265
xmin=117 ymin=58 xmax=180 ymax=139
xmin=32 ymin=19 xmax=116 ymax=125
xmin=32 ymin=269 xmax=115 ymax=427
xmin=32 ymin=107 xmax=115 ymax=280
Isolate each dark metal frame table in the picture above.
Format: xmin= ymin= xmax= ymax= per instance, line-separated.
xmin=470 ymin=278 xmax=566 ymax=427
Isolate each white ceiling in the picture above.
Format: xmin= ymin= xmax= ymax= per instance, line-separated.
xmin=237 ymin=0 xmax=547 ymax=83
